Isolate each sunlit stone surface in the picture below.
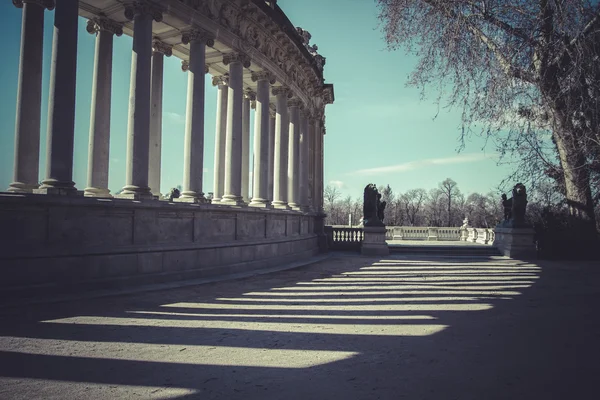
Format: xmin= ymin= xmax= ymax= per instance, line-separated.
xmin=5 ymin=254 xmax=598 ymax=399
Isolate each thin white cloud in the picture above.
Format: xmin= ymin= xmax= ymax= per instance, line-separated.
xmin=329 ymin=180 xmax=346 ymax=189
xmin=164 ymin=111 xmax=185 ymax=124
xmin=353 ymin=153 xmax=498 ymax=176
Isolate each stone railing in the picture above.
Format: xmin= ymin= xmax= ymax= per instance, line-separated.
xmin=384 ymin=226 xmax=495 ymax=244
xmin=325 ymin=226 xmax=364 ymax=251
xmin=386 ymin=226 xmax=460 ymax=241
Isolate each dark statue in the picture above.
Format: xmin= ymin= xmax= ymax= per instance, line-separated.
xmin=499 ymin=183 xmax=528 ymax=227
xmin=501 ymin=194 xmax=512 ymax=221
xmin=168 ymin=187 xmax=181 ymax=202
xmin=363 ymin=184 xmax=385 ymax=227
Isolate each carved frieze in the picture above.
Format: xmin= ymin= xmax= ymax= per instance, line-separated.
xmin=181 ymin=29 xmax=215 ymax=47
xmin=152 ymin=38 xmax=173 ymax=56
xmin=212 ymin=75 xmax=229 ymax=87
xmin=123 ymin=1 xmax=163 ymax=22
xmin=13 ymin=0 xmax=54 ymax=9
xmin=223 ymin=52 xmax=251 ymax=68
xmin=86 ymin=16 xmax=124 ymax=36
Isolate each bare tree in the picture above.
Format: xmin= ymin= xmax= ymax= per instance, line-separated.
xmin=401 ymin=188 xmax=427 ymax=226
xmin=439 ymin=178 xmax=461 ymax=226
xmin=377 ymin=0 xmax=599 ymax=234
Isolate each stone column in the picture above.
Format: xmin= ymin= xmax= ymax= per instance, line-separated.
xmin=287 ymin=99 xmax=302 ymax=210
xmin=242 ymin=90 xmax=255 ymax=203
xmin=178 ymin=30 xmax=213 ymax=203
xmin=39 ymin=0 xmax=79 ymax=195
xmin=8 ymin=0 xmax=53 ymax=193
xmin=299 ymin=111 xmax=310 ymax=211
xmin=119 ymin=4 xmax=162 ymax=199
xmin=314 ymin=119 xmax=323 ymax=212
xmin=211 ymin=76 xmax=228 ymax=202
xmin=84 ymin=18 xmax=123 ymax=198
xmin=249 ymin=71 xmax=273 ymax=208
xmin=267 ymin=108 xmax=276 ymax=202
xmin=148 ymin=39 xmax=171 ymax=198
xmin=272 ymin=86 xmax=291 ymax=209
xmin=221 ymin=52 xmax=249 ymax=206
xmin=307 ymin=116 xmax=315 ymax=211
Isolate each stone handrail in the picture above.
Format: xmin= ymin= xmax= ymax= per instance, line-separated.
xmin=325 ymin=226 xmax=364 ymax=250
xmin=383 ymin=226 xmax=495 ymax=244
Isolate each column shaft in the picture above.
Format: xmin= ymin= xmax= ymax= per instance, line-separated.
xmin=272 ymin=90 xmax=289 ymax=209
xmin=313 ymin=120 xmax=323 ymax=212
xmin=85 ymin=28 xmax=114 ymax=197
xmin=40 ymin=0 xmax=79 ymax=194
xmin=180 ymin=39 xmax=207 ymax=202
xmin=149 ymin=50 xmax=165 ymax=197
xmin=222 ymin=58 xmax=244 ymax=205
xmin=299 ymin=114 xmax=310 ymax=211
xmin=122 ymin=11 xmax=153 ymax=198
xmin=241 ymin=94 xmax=251 ymax=203
xmin=287 ymin=101 xmax=301 ymax=210
xmin=249 ymin=78 xmax=270 ymax=207
xmin=267 ymin=111 xmax=276 ymax=202
xmin=9 ymin=2 xmax=46 ymax=192
xmin=212 ymin=80 xmax=228 ymax=202
xmin=307 ymin=118 xmax=315 ymax=211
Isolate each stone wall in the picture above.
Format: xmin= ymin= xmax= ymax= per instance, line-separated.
xmin=0 ymin=194 xmax=320 ymax=296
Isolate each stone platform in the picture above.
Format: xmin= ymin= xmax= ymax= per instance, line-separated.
xmin=1 ymin=253 xmax=599 ymax=399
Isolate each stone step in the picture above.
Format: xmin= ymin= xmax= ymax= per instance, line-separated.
xmin=388 ymin=245 xmax=501 ymax=257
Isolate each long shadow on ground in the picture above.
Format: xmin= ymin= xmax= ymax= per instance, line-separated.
xmin=0 ymin=255 xmax=599 ymax=399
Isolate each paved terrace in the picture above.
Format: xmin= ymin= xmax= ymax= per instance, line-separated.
xmin=1 ymin=254 xmax=599 ymax=399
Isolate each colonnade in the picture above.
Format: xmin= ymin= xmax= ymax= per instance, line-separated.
xmin=8 ymin=0 xmax=326 ymax=213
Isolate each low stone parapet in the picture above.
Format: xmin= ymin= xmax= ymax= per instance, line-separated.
xmin=0 ymin=193 xmax=321 ymax=294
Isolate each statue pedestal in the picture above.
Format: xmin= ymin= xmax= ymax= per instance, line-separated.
xmin=361 ymin=226 xmax=389 ymax=256
xmin=494 ymin=226 xmax=536 ymax=259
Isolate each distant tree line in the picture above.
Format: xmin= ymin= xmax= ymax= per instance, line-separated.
xmin=324 ymin=178 xmax=600 ymax=233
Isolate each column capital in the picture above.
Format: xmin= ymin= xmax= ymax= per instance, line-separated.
xmin=244 ymin=89 xmax=256 ymax=101
xmin=251 ymin=70 xmax=276 ymax=84
xmin=287 ymin=98 xmax=303 ymax=108
xmin=152 ymin=38 xmax=172 ymax=56
xmin=223 ymin=52 xmax=251 ymax=68
xmin=181 ymin=60 xmax=189 ymax=72
xmin=13 ymin=0 xmax=54 ymax=10
xmin=250 ymin=100 xmax=257 ymax=110
xmin=269 ymin=107 xmax=276 ymax=118
xmin=87 ymin=17 xmax=124 ymax=36
xmin=124 ymin=1 xmax=163 ymax=22
xmin=212 ymin=75 xmax=229 ymax=87
xmin=272 ymin=86 xmax=293 ymax=98
xmin=181 ymin=29 xmax=215 ymax=47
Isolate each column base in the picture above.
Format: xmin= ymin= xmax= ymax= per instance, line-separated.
xmin=248 ymin=198 xmax=272 ymax=208
xmin=271 ymin=200 xmax=290 ymax=210
xmin=84 ymin=187 xmax=112 ymax=198
xmin=7 ymin=181 xmax=38 ymax=193
xmin=175 ymin=193 xmax=206 ymax=204
xmin=288 ymin=202 xmax=302 ymax=211
xmin=116 ymin=185 xmax=154 ymax=200
xmin=221 ymin=195 xmax=246 ymax=207
xmin=36 ymin=179 xmax=79 ymax=196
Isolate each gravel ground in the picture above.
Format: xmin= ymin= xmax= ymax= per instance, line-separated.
xmin=0 ymin=254 xmax=599 ymax=400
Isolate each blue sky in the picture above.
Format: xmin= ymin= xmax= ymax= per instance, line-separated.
xmin=0 ymin=0 xmax=514 ymax=198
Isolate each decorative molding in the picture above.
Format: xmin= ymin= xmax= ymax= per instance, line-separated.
xmin=152 ymin=38 xmax=173 ymax=56
xmin=223 ymin=52 xmax=251 ymax=68
xmin=272 ymin=86 xmax=292 ymax=98
xmin=13 ymin=0 xmax=54 ymax=9
xmin=181 ymin=29 xmax=215 ymax=47
xmin=86 ymin=16 xmax=124 ymax=36
xmin=251 ymin=70 xmax=276 ymax=84
xmin=212 ymin=75 xmax=229 ymax=87
xmin=123 ymin=1 xmax=163 ymax=22
xmin=287 ymin=98 xmax=303 ymax=108
xmin=244 ymin=89 xmax=256 ymax=101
